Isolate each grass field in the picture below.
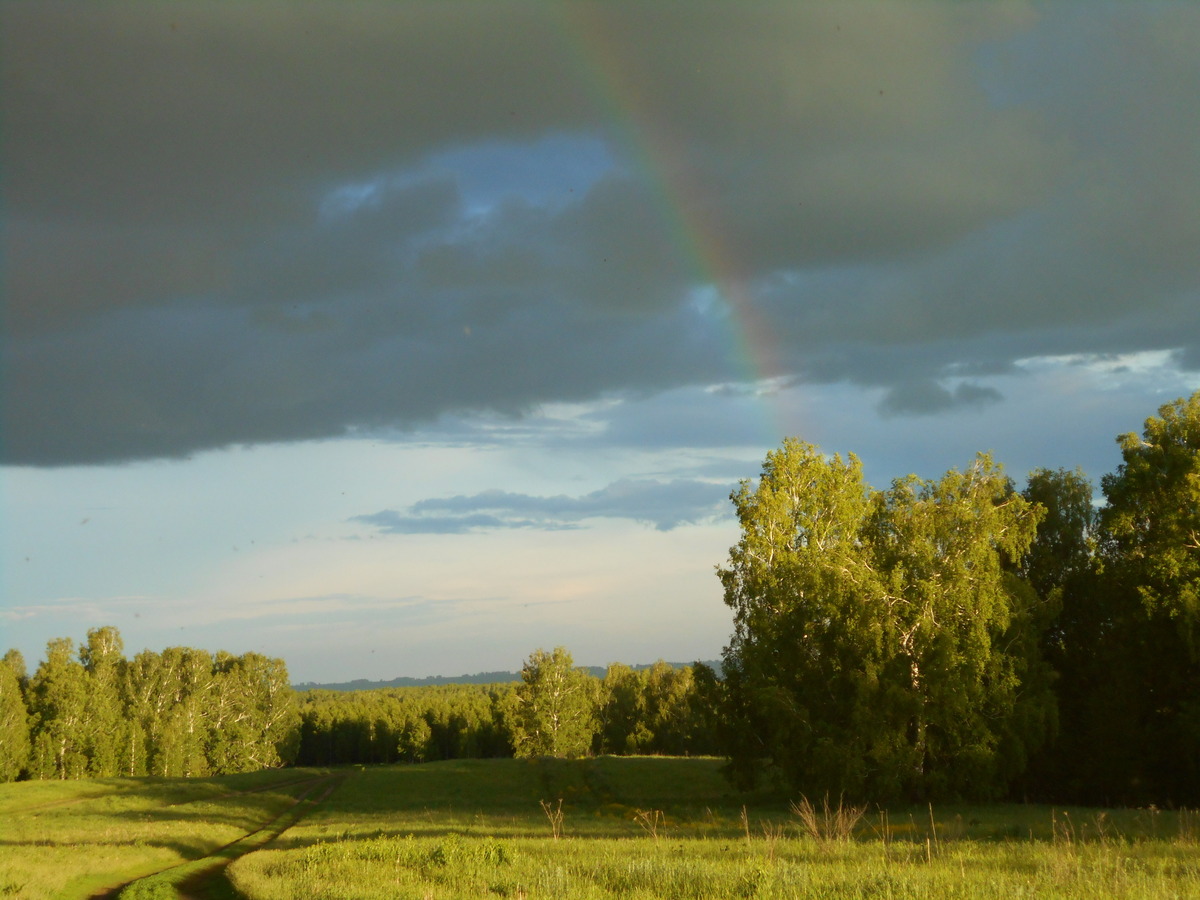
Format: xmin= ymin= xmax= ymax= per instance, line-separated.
xmin=0 ymin=767 xmax=332 ymax=899
xmin=228 ymin=758 xmax=1200 ymax=900
xmin=5 ymin=758 xmax=1200 ymax=899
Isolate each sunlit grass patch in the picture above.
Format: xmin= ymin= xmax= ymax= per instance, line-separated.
xmin=0 ymin=768 xmax=328 ymax=899
xmin=225 ymin=760 xmax=1200 ymax=900
xmin=229 ymin=831 xmax=1200 ymax=900
xmin=8 ymin=758 xmax=1200 ymax=899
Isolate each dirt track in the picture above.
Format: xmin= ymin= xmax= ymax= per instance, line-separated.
xmin=89 ymin=773 xmax=345 ymax=900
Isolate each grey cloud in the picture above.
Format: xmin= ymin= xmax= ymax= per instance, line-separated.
xmin=352 ymin=512 xmax=555 ymax=536
xmin=4 ymin=3 xmax=1199 ymax=464
xmin=353 ymin=478 xmax=732 ymax=534
xmin=3 ymin=3 xmax=591 ymax=227
xmin=235 ymin=176 xmax=463 ymax=308
xmin=6 ymin=176 xmax=463 ymax=339
xmin=4 ymin=166 xmax=742 ymax=465
xmin=878 ymin=381 xmax=1003 ymax=418
xmin=577 ymin=385 xmax=784 ymax=452
xmin=952 ymin=383 xmax=1004 ymax=408
xmin=1 ymin=308 xmax=719 ymax=466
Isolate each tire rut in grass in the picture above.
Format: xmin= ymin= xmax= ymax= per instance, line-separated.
xmin=174 ymin=777 xmax=345 ymax=900
xmin=90 ymin=774 xmax=346 ymax=900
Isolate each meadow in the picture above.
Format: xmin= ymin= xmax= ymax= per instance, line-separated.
xmin=5 ymin=757 xmax=1200 ymax=899
xmin=0 ymin=767 xmax=333 ymax=899
xmin=228 ymin=758 xmax=1200 ymax=900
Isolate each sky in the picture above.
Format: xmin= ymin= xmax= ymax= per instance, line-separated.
xmin=3 ymin=2 xmax=1199 ymax=684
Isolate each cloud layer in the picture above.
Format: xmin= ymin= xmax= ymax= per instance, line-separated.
xmin=354 ymin=477 xmax=732 ymax=534
xmin=4 ymin=3 xmax=1199 ymax=465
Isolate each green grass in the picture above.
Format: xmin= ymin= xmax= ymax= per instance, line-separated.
xmin=114 ymin=776 xmax=342 ymax=899
xmin=230 ymin=834 xmax=1200 ymax=900
xmin=225 ymin=758 xmax=1200 ymax=899
xmin=6 ymin=759 xmax=1200 ymax=899
xmin=0 ymin=768 xmax=329 ymax=899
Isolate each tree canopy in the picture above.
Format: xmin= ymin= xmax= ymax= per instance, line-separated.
xmin=714 ymin=440 xmax=1053 ymax=801
xmin=706 ymin=391 xmax=1200 ymax=805
xmin=1086 ymin=392 xmax=1200 ymax=800
xmin=511 ymin=647 xmax=597 ymax=758
xmin=1 ymin=628 xmax=300 ymax=781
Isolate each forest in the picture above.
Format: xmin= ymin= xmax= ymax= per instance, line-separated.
xmin=0 ymin=634 xmax=712 ymax=780
xmin=0 ymin=628 xmax=298 ymax=781
xmin=1 ymin=391 xmax=1198 ymax=807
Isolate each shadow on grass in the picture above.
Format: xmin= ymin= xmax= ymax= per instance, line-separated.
xmin=92 ymin=774 xmax=347 ymax=900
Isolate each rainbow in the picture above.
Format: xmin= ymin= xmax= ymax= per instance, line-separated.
xmin=551 ymin=5 xmax=792 ymax=448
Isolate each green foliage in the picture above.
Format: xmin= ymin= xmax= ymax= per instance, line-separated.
xmin=1018 ymin=468 xmax=1114 ymax=801
xmin=1021 ymin=467 xmax=1096 ymax=604
xmin=292 ymin=662 xmax=714 ymax=768
xmin=596 ymin=663 xmax=644 ymax=753
xmin=704 ymin=390 xmax=1200 ymax=805
xmin=714 ymin=439 xmax=1050 ymax=800
xmin=294 ymin=682 xmax=515 ymax=766
xmin=28 ymin=637 xmax=90 ymax=779
xmin=4 ymin=627 xmax=300 ymax=783
xmin=595 ymin=661 xmax=711 ymax=756
xmin=0 ymin=656 xmax=30 ymax=782
xmin=1089 ymin=391 xmax=1200 ymax=801
xmin=80 ymin=626 xmax=127 ymax=777
xmin=511 ymin=647 xmax=598 ymax=758
xmin=208 ymin=651 xmax=302 ymax=773
xmin=1101 ymin=392 xmax=1200 ymax=640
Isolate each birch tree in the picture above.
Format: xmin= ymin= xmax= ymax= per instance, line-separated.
xmin=714 ymin=439 xmax=1050 ymax=800
xmin=79 ymin=626 xmax=127 ymax=777
xmin=28 ymin=638 xmax=90 ymax=779
xmin=511 ymin=647 xmax=597 ymax=758
xmin=0 ymin=652 xmax=30 ymax=781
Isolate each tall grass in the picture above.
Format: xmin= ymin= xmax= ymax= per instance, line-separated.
xmin=789 ymin=795 xmax=867 ymax=845
xmin=6 ymin=758 xmax=1199 ymax=899
xmin=227 ymin=759 xmax=1200 ymax=900
xmin=230 ymin=829 xmax=1200 ymax=900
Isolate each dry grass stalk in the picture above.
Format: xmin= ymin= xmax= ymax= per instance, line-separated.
xmin=1179 ymin=808 xmax=1199 ymax=844
xmin=634 ymin=808 xmax=664 ymax=841
xmin=540 ymin=798 xmax=564 ymax=840
xmin=1052 ymin=808 xmax=1076 ymax=846
xmin=760 ymin=819 xmax=785 ymax=860
xmin=870 ymin=808 xmax=893 ymax=854
xmin=789 ymin=794 xmax=866 ymax=844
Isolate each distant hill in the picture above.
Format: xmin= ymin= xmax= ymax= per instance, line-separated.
xmin=293 ymin=660 xmax=721 ymax=692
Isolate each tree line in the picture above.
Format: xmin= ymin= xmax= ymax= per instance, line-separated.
xmin=701 ymin=391 xmax=1200 ymax=805
xmin=293 ymin=653 xmax=715 ymax=766
xmin=0 ymin=631 xmax=715 ymax=781
xmin=0 ymin=627 xmax=300 ymax=780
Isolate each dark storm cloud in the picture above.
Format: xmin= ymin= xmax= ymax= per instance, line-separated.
xmin=353 ymin=478 xmax=731 ymax=534
xmin=3 ymin=2 xmax=1199 ymax=465
xmin=878 ymin=381 xmax=1003 ymax=418
xmin=3 ymin=2 xmax=588 ymax=228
